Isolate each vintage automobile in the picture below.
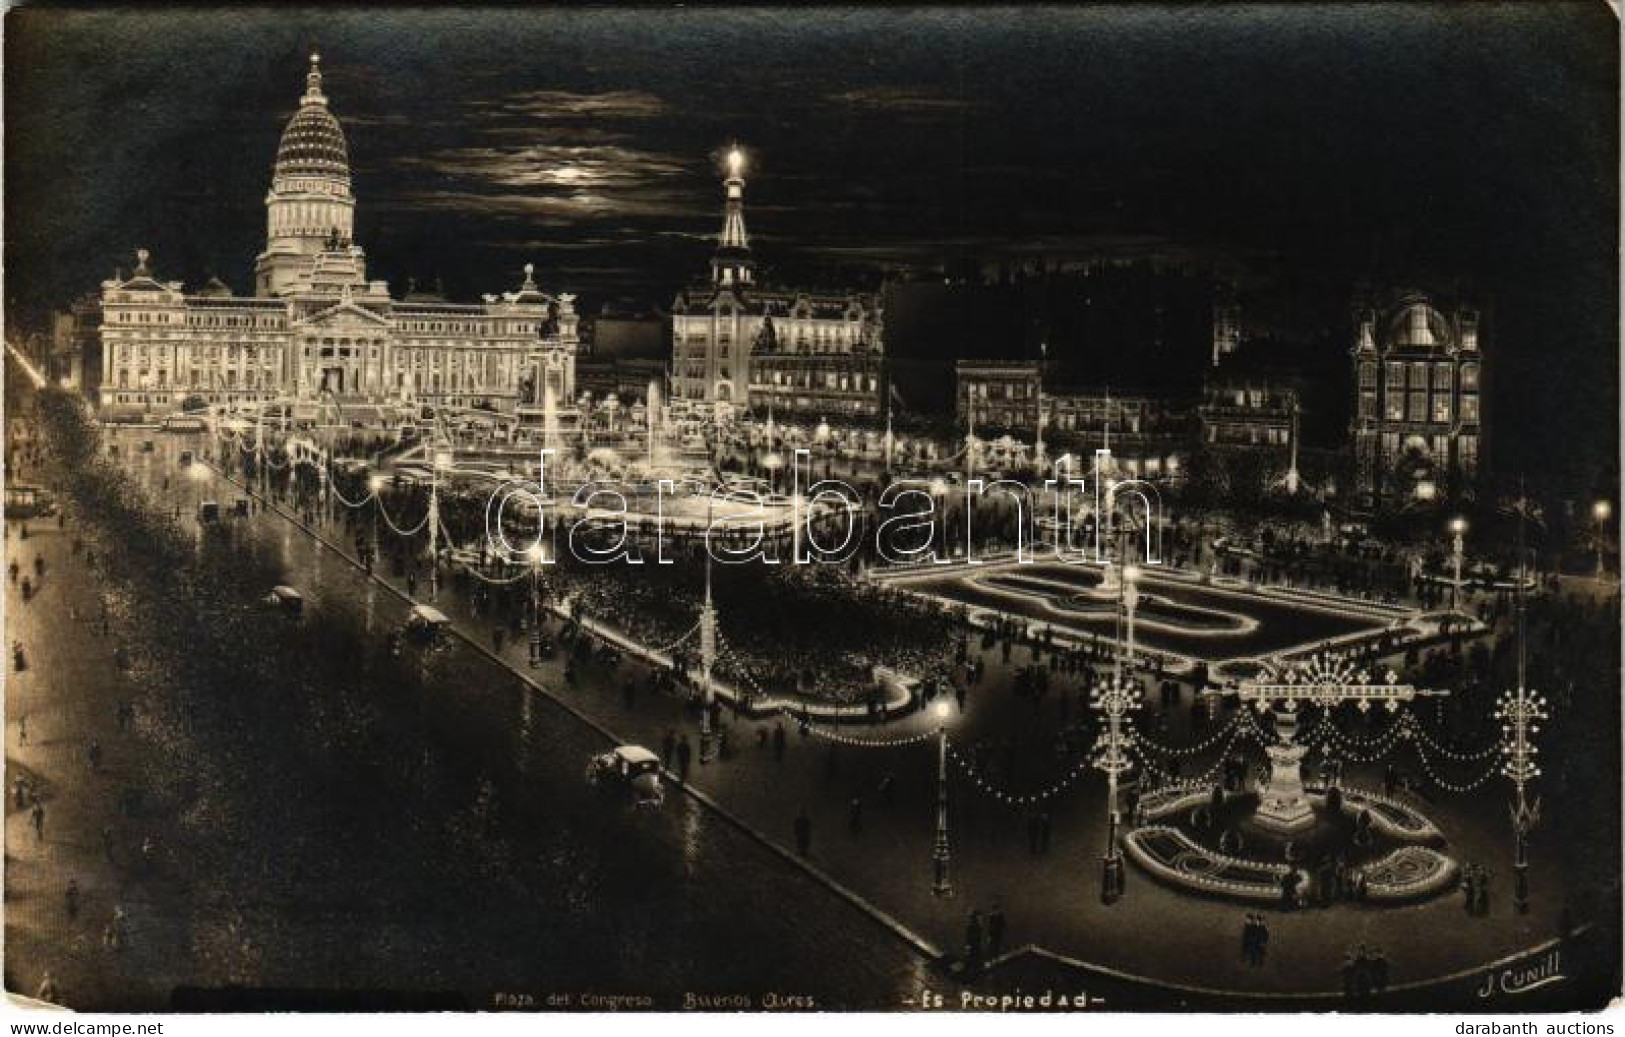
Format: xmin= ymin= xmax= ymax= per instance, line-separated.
xmin=3 ymin=484 xmax=56 ymax=520
xmin=264 ymin=585 xmax=304 ymax=618
xmin=402 ymin=604 xmax=452 ymax=645
xmin=161 ymin=414 xmax=207 ymax=433
xmin=585 ymin=745 xmax=665 ymax=807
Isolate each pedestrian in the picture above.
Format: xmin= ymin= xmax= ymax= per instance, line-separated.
xmin=987 ymin=903 xmax=1007 ymax=956
xmin=13 ymin=778 xmax=27 ymax=809
xmin=65 ymin=879 xmax=79 ymax=919
xmin=794 ymin=807 xmax=812 ymax=856
xmin=18 ymin=711 xmax=27 ymax=745
xmin=101 ymin=825 xmax=114 ymax=862
xmin=964 ymin=910 xmax=985 ymax=971
xmin=847 ymin=796 xmax=863 ymax=835
xmin=675 ymin=736 xmax=692 ymax=784
xmin=661 ymin=729 xmax=676 ymax=767
xmin=1038 ymin=811 xmax=1052 ymax=854
xmin=87 ymin=740 xmax=103 ymax=772
xmin=35 ymin=970 xmax=58 ymax=1005
xmin=30 ymin=801 xmax=45 ymax=842
xmin=772 ymin=723 xmax=787 ymax=761
xmin=105 ymin=905 xmax=128 ymax=951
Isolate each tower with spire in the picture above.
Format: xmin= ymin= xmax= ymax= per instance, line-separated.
xmin=711 ymin=146 xmax=754 ymax=287
xmin=670 ymin=143 xmax=885 ymax=419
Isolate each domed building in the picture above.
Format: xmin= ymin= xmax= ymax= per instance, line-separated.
xmin=97 ymin=55 xmax=578 ymax=421
xmin=1350 ymin=290 xmax=1484 ymax=506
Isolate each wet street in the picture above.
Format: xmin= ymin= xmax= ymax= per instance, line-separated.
xmin=4 ymin=429 xmax=938 ymax=1011
xmin=3 ymin=422 xmax=1608 ymax=1011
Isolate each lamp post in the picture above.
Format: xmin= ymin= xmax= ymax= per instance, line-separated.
xmin=186 ymin=461 xmax=210 ymax=526
xmin=929 ymin=477 xmax=950 ymax=560
xmin=427 ymin=448 xmax=451 ymax=601
xmin=1496 ymin=685 xmax=1546 ymax=914
xmin=1592 ymin=499 xmax=1612 ymax=580
xmin=526 ymin=540 xmax=547 ymax=666
xmin=1449 ymin=516 xmax=1468 ymax=611
xmin=1122 ymin=562 xmax=1141 ymax=671
xmin=932 ymin=697 xmax=954 ymax=897
xmin=1092 ymin=675 xmax=1141 ymax=904
xmin=699 ymin=496 xmax=718 ymax=764
xmin=367 ymin=474 xmax=385 ymax=565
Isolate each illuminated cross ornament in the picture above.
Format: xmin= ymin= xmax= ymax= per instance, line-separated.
xmin=1091 ymin=676 xmax=1142 ymax=903
xmin=1495 ymin=685 xmax=1546 ymax=912
xmin=1234 ymin=653 xmax=1446 ymax=832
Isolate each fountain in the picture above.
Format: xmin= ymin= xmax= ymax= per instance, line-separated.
xmin=647 ymin=380 xmax=661 ymax=469
xmin=542 ymin=381 xmax=559 ymax=455
xmin=1123 ymin=656 xmax=1461 ymax=905
xmin=1254 ymin=707 xmax=1315 ymax=831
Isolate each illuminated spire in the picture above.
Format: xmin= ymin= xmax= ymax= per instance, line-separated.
xmin=712 ymin=144 xmax=753 ymax=286
xmin=304 ymin=52 xmax=326 ymax=105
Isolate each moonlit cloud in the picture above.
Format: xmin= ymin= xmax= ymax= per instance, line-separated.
xmin=466 ymin=89 xmax=669 ymax=120
xmin=824 ymin=86 xmax=978 ymax=114
xmin=398 ymin=143 xmax=689 ymax=191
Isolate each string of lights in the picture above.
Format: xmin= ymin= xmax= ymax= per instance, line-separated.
xmin=1133 ymin=710 xmax=1243 ymax=758
xmin=375 ymin=498 xmax=430 ymax=537
xmin=947 ymin=743 xmax=1093 ymax=807
xmin=1405 ymin=719 xmax=1499 ymax=762
xmin=1408 ymin=738 xmax=1500 ymax=793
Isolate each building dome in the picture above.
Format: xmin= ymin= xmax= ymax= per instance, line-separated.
xmin=274 ymin=54 xmax=349 ymax=182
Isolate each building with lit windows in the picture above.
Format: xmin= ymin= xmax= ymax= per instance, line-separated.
xmin=954 ymin=359 xmax=1190 ymax=480
xmin=669 ymin=147 xmax=885 ymax=421
xmin=97 ymin=54 xmax=578 ymax=419
xmin=1350 ymin=290 xmax=1483 ymax=504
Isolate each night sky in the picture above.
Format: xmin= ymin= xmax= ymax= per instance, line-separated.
xmin=5 ymin=5 xmax=1618 ymax=484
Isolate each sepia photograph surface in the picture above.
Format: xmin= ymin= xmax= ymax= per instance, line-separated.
xmin=1 ymin=3 xmax=1620 ymax=1015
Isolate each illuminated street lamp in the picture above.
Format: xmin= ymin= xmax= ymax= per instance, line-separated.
xmin=1121 ymin=562 xmax=1142 ymax=670
xmin=699 ymin=497 xmax=719 ymax=764
xmin=1449 ymin=516 xmax=1468 ymax=611
xmin=761 ymin=451 xmax=785 ymax=495
xmin=1496 ymin=684 xmax=1547 ymax=914
xmin=1592 ymin=499 xmax=1612 ymax=579
xmin=426 ymin=449 xmax=452 ymax=601
xmin=186 ymin=461 xmax=211 ymax=520
xmin=932 ymin=697 xmax=954 ymax=898
xmin=1092 ymin=675 xmax=1141 ymax=904
xmin=525 ymin=540 xmax=549 ymax=664
xmin=929 ymin=476 xmax=950 ymax=559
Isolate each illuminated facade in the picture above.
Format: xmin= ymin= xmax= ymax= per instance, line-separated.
xmin=954 ymin=359 xmax=1189 ymax=480
xmin=1350 ymin=291 xmax=1483 ymax=504
xmin=98 ymin=55 xmax=578 ymax=418
xmin=670 ymin=148 xmax=885 ymax=420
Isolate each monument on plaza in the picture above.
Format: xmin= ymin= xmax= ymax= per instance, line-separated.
xmin=1123 ymin=652 xmax=1465 ymax=906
